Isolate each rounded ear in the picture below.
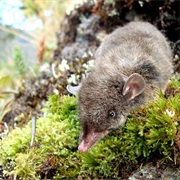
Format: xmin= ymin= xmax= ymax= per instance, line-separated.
xmin=66 ymin=84 xmax=81 ymax=95
xmin=123 ymin=73 xmax=146 ymax=100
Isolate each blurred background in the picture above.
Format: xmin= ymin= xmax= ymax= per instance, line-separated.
xmin=0 ymin=0 xmax=82 ymax=66
xmin=0 ymin=0 xmax=84 ymax=121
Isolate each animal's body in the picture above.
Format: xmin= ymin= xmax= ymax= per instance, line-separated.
xmin=67 ymin=21 xmax=173 ymax=152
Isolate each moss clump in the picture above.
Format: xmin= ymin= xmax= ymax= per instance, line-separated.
xmin=0 ymin=95 xmax=81 ymax=179
xmin=0 ymin=79 xmax=179 ymax=179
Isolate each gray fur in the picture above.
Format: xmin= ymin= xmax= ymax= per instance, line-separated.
xmin=68 ymin=21 xmax=173 ymax=152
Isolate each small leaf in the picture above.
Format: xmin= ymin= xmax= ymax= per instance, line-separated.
xmin=0 ymin=75 xmax=12 ymax=91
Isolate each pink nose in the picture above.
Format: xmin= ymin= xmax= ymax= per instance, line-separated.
xmin=78 ymin=142 xmax=88 ymax=153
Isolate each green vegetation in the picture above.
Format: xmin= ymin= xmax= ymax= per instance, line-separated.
xmin=0 ymin=75 xmax=13 ymax=121
xmin=0 ymin=78 xmax=179 ymax=179
xmin=0 ymin=46 xmax=35 ymax=121
xmin=13 ymin=47 xmax=27 ymax=78
xmin=0 ymin=95 xmax=80 ymax=179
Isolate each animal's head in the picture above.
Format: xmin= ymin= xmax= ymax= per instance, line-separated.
xmin=67 ymin=73 xmax=145 ymax=152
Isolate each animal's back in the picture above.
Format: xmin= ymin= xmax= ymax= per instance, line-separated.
xmin=96 ymin=22 xmax=172 ymax=62
xmin=95 ymin=21 xmax=173 ymax=92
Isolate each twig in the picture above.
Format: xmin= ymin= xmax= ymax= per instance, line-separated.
xmin=30 ymin=117 xmax=36 ymax=148
xmin=1 ymin=90 xmax=19 ymax=94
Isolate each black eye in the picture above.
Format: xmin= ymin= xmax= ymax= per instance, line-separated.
xmin=109 ymin=110 xmax=116 ymax=118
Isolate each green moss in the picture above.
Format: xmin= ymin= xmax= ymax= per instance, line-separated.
xmin=120 ymin=91 xmax=179 ymax=160
xmin=0 ymin=79 xmax=179 ymax=179
xmin=0 ymin=95 xmax=81 ymax=179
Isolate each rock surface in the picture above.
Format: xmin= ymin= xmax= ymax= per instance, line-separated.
xmin=128 ymin=164 xmax=180 ymax=180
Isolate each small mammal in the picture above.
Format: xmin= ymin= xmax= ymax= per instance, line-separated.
xmin=67 ymin=21 xmax=173 ymax=153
